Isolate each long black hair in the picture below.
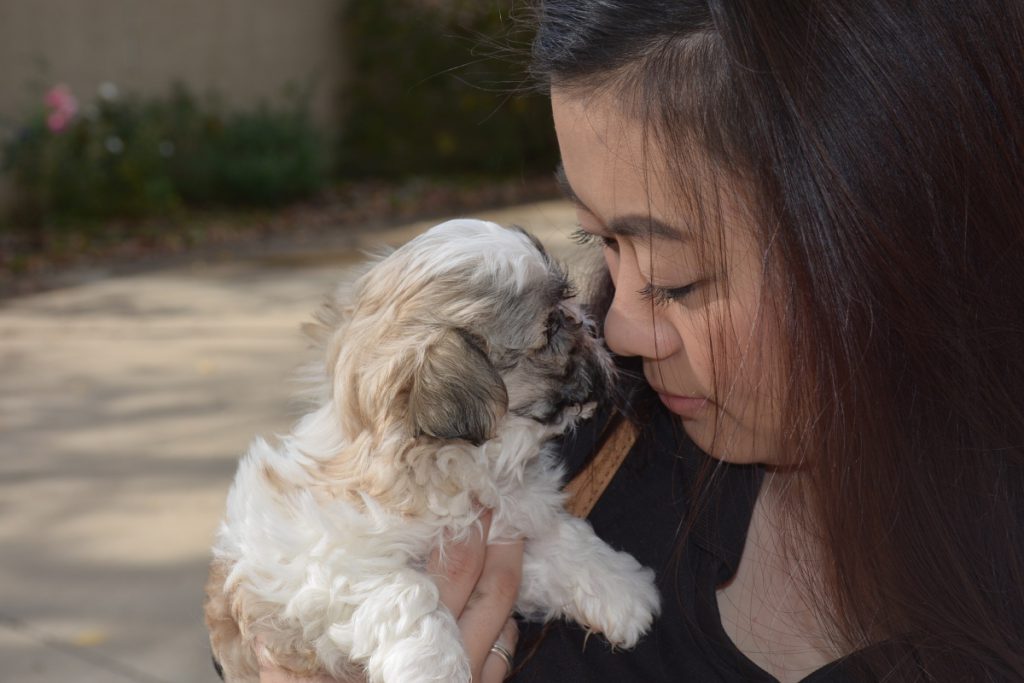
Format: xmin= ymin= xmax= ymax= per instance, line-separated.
xmin=528 ymin=1 xmax=1024 ymax=680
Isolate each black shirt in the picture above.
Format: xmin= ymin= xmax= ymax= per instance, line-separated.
xmin=511 ymin=403 xmax=863 ymax=682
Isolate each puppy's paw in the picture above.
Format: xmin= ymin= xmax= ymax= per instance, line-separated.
xmin=571 ymin=551 xmax=660 ymax=650
xmin=370 ymin=611 xmax=470 ymax=683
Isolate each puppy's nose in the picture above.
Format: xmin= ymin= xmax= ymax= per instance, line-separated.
xmin=564 ymin=349 xmax=610 ymax=405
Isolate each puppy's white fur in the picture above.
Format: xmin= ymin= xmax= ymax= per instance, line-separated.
xmin=205 ymin=219 xmax=660 ymax=682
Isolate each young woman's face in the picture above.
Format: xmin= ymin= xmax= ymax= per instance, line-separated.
xmin=552 ymin=88 xmax=785 ymax=465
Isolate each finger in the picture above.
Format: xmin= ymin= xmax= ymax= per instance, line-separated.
xmin=458 ymin=539 xmax=525 ymax=680
xmin=428 ymin=510 xmax=492 ymax=618
xmin=480 ymin=617 xmax=519 ymax=683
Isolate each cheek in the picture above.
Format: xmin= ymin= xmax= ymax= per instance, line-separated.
xmin=712 ymin=287 xmax=783 ymax=427
xmin=663 ymin=268 xmax=766 ymax=397
xmin=678 ymin=299 xmax=786 ymax=464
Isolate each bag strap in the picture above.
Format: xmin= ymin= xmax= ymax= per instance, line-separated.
xmin=563 ymin=417 xmax=638 ymax=518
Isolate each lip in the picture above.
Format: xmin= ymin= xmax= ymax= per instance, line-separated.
xmin=656 ymin=392 xmax=711 ymax=419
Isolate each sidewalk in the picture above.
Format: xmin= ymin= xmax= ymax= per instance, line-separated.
xmin=0 ymin=200 xmax=580 ymax=683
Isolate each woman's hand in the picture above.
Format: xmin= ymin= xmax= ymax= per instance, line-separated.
xmin=258 ymin=509 xmax=523 ymax=683
xmin=429 ymin=510 xmax=522 ymax=682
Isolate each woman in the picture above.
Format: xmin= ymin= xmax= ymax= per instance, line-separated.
xmin=264 ymin=1 xmax=1024 ymax=680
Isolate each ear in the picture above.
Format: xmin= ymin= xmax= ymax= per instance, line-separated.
xmin=408 ymin=328 xmax=508 ymax=445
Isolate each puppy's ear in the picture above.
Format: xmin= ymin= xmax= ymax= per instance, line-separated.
xmin=408 ymin=328 xmax=508 ymax=445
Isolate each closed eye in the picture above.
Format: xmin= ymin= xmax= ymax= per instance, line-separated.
xmin=638 ymin=281 xmax=698 ymax=305
xmin=545 ymin=310 xmax=564 ymax=345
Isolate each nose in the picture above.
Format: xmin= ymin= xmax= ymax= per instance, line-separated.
xmin=602 ymin=263 xmax=682 ymax=361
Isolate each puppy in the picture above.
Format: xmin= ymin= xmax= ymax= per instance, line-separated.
xmin=204 ymin=219 xmax=660 ymax=682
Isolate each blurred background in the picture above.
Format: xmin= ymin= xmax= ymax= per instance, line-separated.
xmin=0 ymin=0 xmax=562 ymax=289
xmin=0 ymin=1 xmax=581 ymax=681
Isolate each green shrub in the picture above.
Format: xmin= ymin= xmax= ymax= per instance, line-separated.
xmin=339 ymin=0 xmax=558 ymax=179
xmin=1 ymin=84 xmax=327 ymax=230
xmin=164 ymin=90 xmax=326 ymax=207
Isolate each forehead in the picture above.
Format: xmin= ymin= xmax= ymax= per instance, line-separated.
xmin=550 ymin=90 xmax=680 ymax=226
xmin=551 ymin=88 xmax=757 ymax=252
xmin=554 ymin=162 xmax=691 ymax=244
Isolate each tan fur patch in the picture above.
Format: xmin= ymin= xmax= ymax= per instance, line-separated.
xmin=205 ymin=559 xmax=330 ymax=681
xmin=204 ymin=559 xmax=260 ymax=682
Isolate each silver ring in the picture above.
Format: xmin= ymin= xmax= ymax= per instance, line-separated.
xmin=489 ymin=642 xmax=514 ymax=678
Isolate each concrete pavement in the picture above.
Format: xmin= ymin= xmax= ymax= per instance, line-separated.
xmin=0 ymin=200 xmax=584 ymax=682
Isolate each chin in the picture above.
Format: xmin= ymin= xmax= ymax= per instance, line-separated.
xmin=680 ymin=413 xmax=780 ymax=466
xmin=204 ymin=219 xmax=661 ymax=682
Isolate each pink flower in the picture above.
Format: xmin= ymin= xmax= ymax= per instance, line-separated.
xmin=46 ymin=111 xmax=74 ymax=133
xmin=44 ymin=84 xmax=78 ymax=133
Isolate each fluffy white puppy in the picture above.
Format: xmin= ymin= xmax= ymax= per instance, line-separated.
xmin=205 ymin=219 xmax=660 ymax=683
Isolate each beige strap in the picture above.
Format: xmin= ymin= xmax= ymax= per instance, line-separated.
xmin=563 ymin=418 xmax=638 ymax=518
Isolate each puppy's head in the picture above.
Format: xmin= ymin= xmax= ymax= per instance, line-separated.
xmin=314 ymin=219 xmax=612 ymax=447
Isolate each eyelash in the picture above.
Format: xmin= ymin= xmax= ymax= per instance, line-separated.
xmin=638 ymin=282 xmax=697 ymax=306
xmin=571 ymin=227 xmax=697 ymax=305
xmin=570 ymin=227 xmax=616 ymax=249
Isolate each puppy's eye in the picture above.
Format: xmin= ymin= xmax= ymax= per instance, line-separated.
xmin=545 ymin=311 xmax=564 ymax=346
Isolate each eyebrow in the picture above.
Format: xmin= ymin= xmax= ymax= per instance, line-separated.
xmin=554 ymin=162 xmax=692 ymax=242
